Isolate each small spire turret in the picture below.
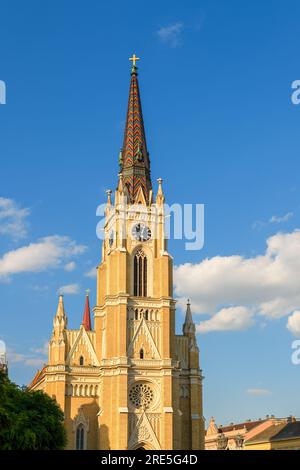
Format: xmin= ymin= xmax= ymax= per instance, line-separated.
xmin=82 ymin=290 xmax=92 ymax=331
xmin=156 ymin=177 xmax=165 ymax=204
xmin=183 ymin=299 xmax=196 ymax=336
xmin=53 ymin=294 xmax=67 ymax=328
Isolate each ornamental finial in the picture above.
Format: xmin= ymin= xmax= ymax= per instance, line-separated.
xmin=105 ymin=189 xmax=112 ymax=205
xmin=129 ymin=53 xmax=140 ymax=74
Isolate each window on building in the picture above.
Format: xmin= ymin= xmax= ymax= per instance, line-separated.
xmin=134 ymin=250 xmax=147 ymax=297
xmin=76 ymin=424 xmax=85 ymax=450
xmin=140 ymin=349 xmax=144 ymax=359
xmin=79 ymin=356 xmax=84 ymax=366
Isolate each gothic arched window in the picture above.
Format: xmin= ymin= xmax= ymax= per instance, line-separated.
xmin=79 ymin=356 xmax=84 ymax=366
xmin=140 ymin=349 xmax=144 ymax=359
xmin=134 ymin=250 xmax=147 ymax=297
xmin=76 ymin=424 xmax=85 ymax=450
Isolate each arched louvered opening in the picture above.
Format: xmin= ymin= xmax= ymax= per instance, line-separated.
xmin=138 ymin=255 xmax=143 ymax=294
xmin=79 ymin=356 xmax=84 ymax=366
xmin=133 ymin=250 xmax=147 ymax=297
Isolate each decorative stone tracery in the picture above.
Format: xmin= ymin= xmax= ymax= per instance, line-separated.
xmin=129 ymin=382 xmax=154 ymax=409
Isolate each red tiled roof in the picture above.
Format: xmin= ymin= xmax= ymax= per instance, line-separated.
xmin=28 ymin=365 xmax=46 ymax=389
xmin=82 ymin=294 xmax=92 ymax=331
xmin=219 ymin=420 xmax=266 ymax=433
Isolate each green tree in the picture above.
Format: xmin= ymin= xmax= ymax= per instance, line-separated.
xmin=0 ymin=371 xmax=66 ymax=450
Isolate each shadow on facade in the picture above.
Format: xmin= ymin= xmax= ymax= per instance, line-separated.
xmin=65 ymin=398 xmax=102 ymax=450
xmin=99 ymin=424 xmax=110 ymax=450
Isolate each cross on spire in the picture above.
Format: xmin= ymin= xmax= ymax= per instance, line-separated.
xmin=129 ymin=53 xmax=140 ymax=67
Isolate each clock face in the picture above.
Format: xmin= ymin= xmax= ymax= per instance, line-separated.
xmin=109 ymin=230 xmax=114 ymax=247
xmin=131 ymin=223 xmax=151 ymax=242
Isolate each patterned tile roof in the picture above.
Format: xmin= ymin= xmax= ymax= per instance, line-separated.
xmin=120 ymin=66 xmax=152 ymax=203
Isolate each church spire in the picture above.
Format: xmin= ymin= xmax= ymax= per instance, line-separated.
xmin=54 ymin=294 xmax=67 ymax=327
xmin=119 ymin=54 xmax=152 ymax=204
xmin=82 ymin=290 xmax=92 ymax=331
xmin=50 ymin=294 xmax=67 ymax=364
xmin=183 ymin=299 xmax=196 ymax=336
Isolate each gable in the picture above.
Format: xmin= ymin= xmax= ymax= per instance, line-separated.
xmin=128 ymin=317 xmax=160 ymax=359
xmin=66 ymin=327 xmax=100 ymax=367
xmin=128 ymin=411 xmax=161 ymax=450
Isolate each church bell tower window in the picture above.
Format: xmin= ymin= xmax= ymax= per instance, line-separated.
xmin=133 ymin=250 xmax=147 ymax=297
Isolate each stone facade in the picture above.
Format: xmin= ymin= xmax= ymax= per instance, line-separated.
xmin=29 ymin=59 xmax=205 ymax=450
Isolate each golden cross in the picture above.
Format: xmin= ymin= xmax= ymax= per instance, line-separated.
xmin=129 ymin=54 xmax=140 ymax=67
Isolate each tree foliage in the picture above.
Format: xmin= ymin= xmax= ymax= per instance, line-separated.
xmin=0 ymin=371 xmax=66 ymax=450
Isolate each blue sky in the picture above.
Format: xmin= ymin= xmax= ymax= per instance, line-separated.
xmin=1 ymin=0 xmax=300 ymax=426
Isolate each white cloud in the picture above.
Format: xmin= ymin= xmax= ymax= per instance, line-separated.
xmin=64 ymin=261 xmax=76 ymax=272
xmin=7 ymin=350 xmax=26 ymax=363
xmin=157 ymin=22 xmax=183 ymax=47
xmin=270 ymin=212 xmax=293 ymax=224
xmin=0 ymin=197 xmax=30 ymax=240
xmin=24 ymin=358 xmax=45 ymax=367
xmin=85 ymin=266 xmax=97 ymax=278
xmin=197 ymin=306 xmax=254 ymax=333
xmin=31 ymin=342 xmax=48 ymax=356
xmin=246 ymin=388 xmax=271 ymax=396
xmin=174 ymin=230 xmax=300 ymax=332
xmin=252 ymin=212 xmax=293 ymax=230
xmin=287 ymin=311 xmax=300 ymax=337
xmin=0 ymin=235 xmax=86 ymax=280
xmin=7 ymin=343 xmax=47 ymax=368
xmin=58 ymin=283 xmax=80 ymax=295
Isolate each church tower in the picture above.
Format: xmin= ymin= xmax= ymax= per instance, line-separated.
xmin=94 ymin=55 xmax=204 ymax=450
xmin=29 ymin=56 xmax=205 ymax=450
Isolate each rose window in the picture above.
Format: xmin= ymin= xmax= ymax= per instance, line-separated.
xmin=129 ymin=383 xmax=154 ymax=409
